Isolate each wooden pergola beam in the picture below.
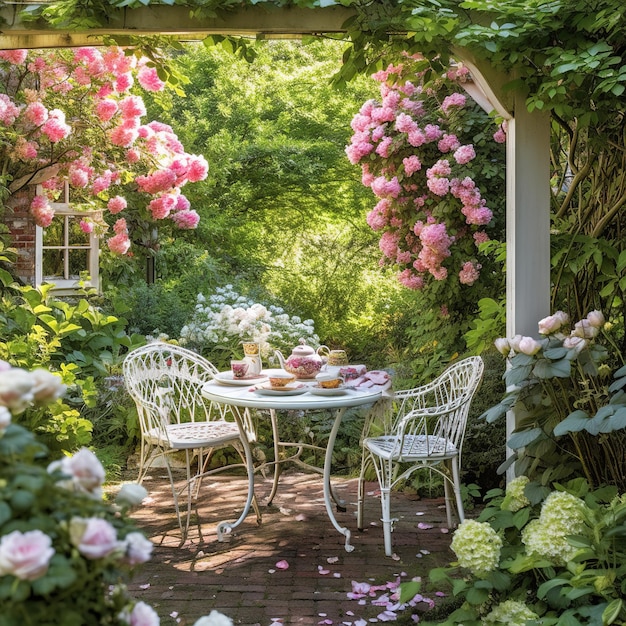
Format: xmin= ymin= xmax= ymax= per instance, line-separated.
xmin=0 ymin=4 xmax=356 ymax=49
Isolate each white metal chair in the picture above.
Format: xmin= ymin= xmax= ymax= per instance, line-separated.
xmin=122 ymin=342 xmax=260 ymax=543
xmin=357 ymin=356 xmax=484 ymax=556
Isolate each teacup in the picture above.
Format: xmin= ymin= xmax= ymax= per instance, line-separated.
xmin=315 ymin=372 xmax=343 ymax=389
xmin=231 ymin=360 xmax=249 ymax=379
xmin=327 ymin=350 xmax=348 ymax=366
xmin=268 ymin=372 xmax=296 ymax=388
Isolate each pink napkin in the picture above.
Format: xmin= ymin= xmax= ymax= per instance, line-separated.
xmin=343 ymin=369 xmax=392 ymax=394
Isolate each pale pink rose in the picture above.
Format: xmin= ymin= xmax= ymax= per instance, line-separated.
xmin=138 ymin=66 xmax=166 ymax=92
xmin=573 ymin=319 xmax=599 ymax=339
xmin=0 ymin=530 xmax=54 ymax=581
xmin=123 ymin=532 xmax=153 ymax=565
xmin=107 ymin=233 xmax=131 ymax=255
xmin=563 ymin=335 xmax=587 ymax=354
xmin=0 ymin=368 xmax=34 ymax=411
xmin=586 ymin=310 xmax=605 ymax=328
xmin=538 ymin=313 xmax=565 ymax=335
xmin=518 ymin=337 xmax=542 ymax=356
xmin=117 ymin=483 xmax=148 ymax=507
xmin=0 ymin=406 xmax=11 ymax=432
xmin=129 ymin=601 xmax=160 ymax=626
xmin=508 ymin=334 xmax=523 ymax=352
xmin=49 ymin=447 xmax=105 ymax=495
xmin=70 ymin=517 xmax=119 ymax=559
xmin=79 ymin=220 xmax=93 ymax=234
xmin=494 ymin=338 xmax=510 ymax=356
xmin=30 ymin=369 xmax=65 ymax=403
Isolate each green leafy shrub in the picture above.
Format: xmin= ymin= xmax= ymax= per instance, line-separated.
xmin=417 ymin=478 xmax=626 ymax=625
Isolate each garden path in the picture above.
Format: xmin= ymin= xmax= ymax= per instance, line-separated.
xmin=127 ymin=471 xmax=456 ymax=626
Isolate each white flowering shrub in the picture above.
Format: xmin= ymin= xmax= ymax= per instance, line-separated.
xmin=426 ymin=478 xmax=626 ymax=624
xmin=179 ymin=285 xmax=320 ymax=367
xmin=0 ymin=363 xmax=231 ymax=626
xmin=449 ymin=519 xmax=502 ymax=577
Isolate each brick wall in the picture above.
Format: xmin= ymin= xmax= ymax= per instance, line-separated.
xmin=3 ymin=186 xmax=36 ymax=286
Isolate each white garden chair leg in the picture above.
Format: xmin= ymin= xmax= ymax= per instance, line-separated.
xmin=380 ymin=486 xmax=393 ymax=557
xmin=451 ymin=457 xmax=465 ymax=524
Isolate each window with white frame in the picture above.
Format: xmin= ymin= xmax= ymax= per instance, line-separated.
xmin=35 ymin=183 xmax=100 ymax=295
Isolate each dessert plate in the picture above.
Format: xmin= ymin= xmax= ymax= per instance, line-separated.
xmin=215 ymin=372 xmax=268 ymax=386
xmin=307 ymin=386 xmax=349 ymax=396
xmin=253 ymin=383 xmax=308 ymax=396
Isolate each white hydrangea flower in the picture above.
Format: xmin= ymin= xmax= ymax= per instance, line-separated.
xmin=502 ymin=475 xmax=531 ymax=512
xmin=450 ymin=519 xmax=502 ymax=576
xmin=483 ymin=599 xmax=538 ymax=625
xmin=522 ymin=491 xmax=588 ymax=565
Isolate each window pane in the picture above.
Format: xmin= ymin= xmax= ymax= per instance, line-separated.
xmin=42 ymin=249 xmax=64 ymax=279
xmin=68 ymin=215 xmax=90 ymax=245
xmin=68 ymin=250 xmax=89 ymax=279
xmin=42 ymin=218 xmax=64 ymax=246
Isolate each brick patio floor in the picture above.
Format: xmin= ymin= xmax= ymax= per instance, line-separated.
xmin=126 ymin=470 xmax=456 ymax=626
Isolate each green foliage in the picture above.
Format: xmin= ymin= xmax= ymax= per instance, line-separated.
xmin=0 ymin=283 xmax=142 ymax=452
xmin=419 ymin=479 xmax=626 ymax=626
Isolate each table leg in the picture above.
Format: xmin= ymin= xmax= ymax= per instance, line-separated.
xmin=216 ymin=406 xmax=260 ymax=540
xmin=323 ymin=407 xmax=354 ymax=552
xmin=266 ymin=408 xmax=282 ymax=505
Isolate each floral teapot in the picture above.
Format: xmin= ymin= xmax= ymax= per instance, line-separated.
xmin=274 ymin=341 xmax=328 ymax=379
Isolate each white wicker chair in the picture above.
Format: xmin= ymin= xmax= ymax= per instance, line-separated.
xmin=122 ymin=342 xmax=260 ymax=543
xmin=357 ymin=356 xmax=484 ymax=556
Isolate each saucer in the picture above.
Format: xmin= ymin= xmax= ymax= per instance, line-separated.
xmin=253 ymin=383 xmax=308 ymax=396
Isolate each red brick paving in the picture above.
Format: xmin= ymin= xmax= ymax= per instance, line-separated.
xmin=126 ymin=471 xmax=456 ymax=626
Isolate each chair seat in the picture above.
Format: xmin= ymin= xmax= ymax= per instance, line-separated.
xmin=146 ymin=420 xmax=242 ymax=450
xmin=364 ymin=434 xmax=458 ymax=461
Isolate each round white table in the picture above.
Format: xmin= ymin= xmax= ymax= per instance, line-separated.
xmin=201 ymin=374 xmax=383 ymax=551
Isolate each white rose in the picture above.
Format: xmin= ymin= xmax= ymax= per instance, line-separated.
xmin=193 ymin=611 xmax=234 ymax=626
xmin=70 ymin=517 xmax=119 ymax=560
xmin=0 ymin=530 xmax=55 ymax=581
xmin=117 ymin=483 xmax=148 ymax=507
xmin=538 ymin=314 xmax=564 ymax=335
xmin=564 ymin=335 xmax=587 ymax=353
xmin=129 ymin=601 xmax=160 ymax=626
xmin=123 ymin=532 xmax=153 ymax=565
xmin=573 ymin=319 xmax=598 ymax=339
xmin=494 ymin=338 xmax=510 ymax=356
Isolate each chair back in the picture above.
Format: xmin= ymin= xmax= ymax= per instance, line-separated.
xmin=396 ymin=356 xmax=484 ymax=456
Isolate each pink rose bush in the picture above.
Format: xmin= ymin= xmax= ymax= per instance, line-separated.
xmin=0 ymin=47 xmax=208 ymax=255
xmin=0 ymin=363 xmax=231 ymax=625
xmin=347 ymin=57 xmax=505 ymax=291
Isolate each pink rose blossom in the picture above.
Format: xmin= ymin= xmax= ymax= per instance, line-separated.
xmin=186 ymin=155 xmax=209 ymax=182
xmin=517 ymin=336 xmax=542 ymax=356
xmin=138 ymin=65 xmax=166 ymax=92
xmin=107 ymin=196 xmax=127 ymax=214
xmin=24 ymin=101 xmax=48 ymax=126
xmin=136 ymin=169 xmax=177 ymax=194
xmin=473 ymin=231 xmax=490 ymax=245
xmin=397 ymin=269 xmax=424 ymax=289
xmin=538 ymin=313 xmax=566 ymax=335
xmin=113 ymin=218 xmax=128 ymax=235
xmin=441 ymin=92 xmax=467 ymax=114
xmin=438 ymin=133 xmax=460 ymax=153
xmin=119 ymin=95 xmax=146 ymax=119
xmin=402 ymin=155 xmax=422 ymax=176
xmin=115 ymin=72 xmax=134 ymax=93
xmin=129 ymin=601 xmax=160 ymax=626
xmin=95 ymin=99 xmax=118 ymax=122
xmin=71 ymin=517 xmax=119 ymax=560
xmin=126 ymin=147 xmax=141 ymax=163
xmin=41 ymin=110 xmax=71 ymax=142
xmin=31 ymin=195 xmax=55 ymax=227
xmin=458 ymin=261 xmax=481 ymax=285
xmin=175 ymin=194 xmax=191 ymax=211
xmin=493 ymin=121 xmax=507 ymax=143
xmin=79 ymin=220 xmax=93 ymax=234
xmin=427 ymin=176 xmax=450 ymax=196
xmin=0 ymin=530 xmax=54 ymax=581
xmin=423 ymin=124 xmax=443 ymax=142
xmin=453 ymin=144 xmax=476 ymax=165
xmin=69 ymin=167 xmax=90 ymax=188
xmin=171 ymin=209 xmax=200 ymax=229
xmin=107 ymin=233 xmax=132 ymax=255
xmin=109 ymin=125 xmax=139 ymax=147
xmin=0 ymin=49 xmax=28 ymax=65
xmin=51 ymin=447 xmax=105 ymax=495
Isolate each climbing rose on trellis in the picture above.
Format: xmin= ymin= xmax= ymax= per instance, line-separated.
xmin=0 ymin=47 xmax=207 ymax=255
xmin=347 ymin=59 xmax=503 ymax=290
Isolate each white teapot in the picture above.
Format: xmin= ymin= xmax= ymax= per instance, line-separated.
xmin=274 ymin=340 xmax=327 ymax=379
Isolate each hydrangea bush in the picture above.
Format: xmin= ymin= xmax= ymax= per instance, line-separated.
xmin=420 ymin=478 xmax=626 ymax=625
xmin=179 ymin=285 xmax=320 ymax=367
xmin=346 ymin=56 xmax=505 ymax=292
xmin=0 ymin=362 xmax=231 ymax=626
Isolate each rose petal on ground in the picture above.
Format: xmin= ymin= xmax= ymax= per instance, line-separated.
xmin=295 ymin=513 xmax=307 ymax=521
xmin=327 ymin=556 xmax=339 ymax=563
xmin=415 ymin=511 xmax=425 ymax=516
xmin=420 ymin=549 xmax=430 ymax=555
xmin=435 ymin=591 xmax=446 ymax=597
xmin=417 ymin=522 xmax=433 ymax=530
xmin=170 ymin=612 xmax=178 ymax=618
xmin=318 ymin=566 xmax=330 ymax=575
xmin=139 ymin=584 xmax=150 ymax=589
xmin=268 ymin=569 xmax=276 ymax=574
xmin=275 ymin=560 xmax=289 ymax=570
xmin=334 ymin=572 xmax=341 ymax=578
xmin=440 ymin=528 xmax=449 ymax=533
